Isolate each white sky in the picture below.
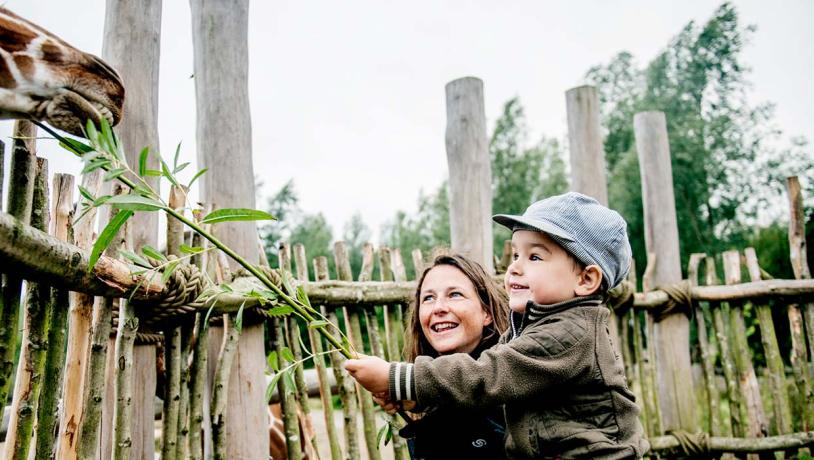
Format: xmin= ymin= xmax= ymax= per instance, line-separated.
xmin=2 ymin=1 xmax=813 ymax=243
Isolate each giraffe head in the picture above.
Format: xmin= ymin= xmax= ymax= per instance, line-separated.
xmin=0 ymin=8 xmax=124 ymax=137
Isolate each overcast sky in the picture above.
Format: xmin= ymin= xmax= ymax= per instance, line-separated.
xmin=3 ymin=1 xmax=813 ymax=243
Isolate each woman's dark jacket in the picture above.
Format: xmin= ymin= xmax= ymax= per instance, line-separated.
xmin=399 ymin=338 xmax=506 ymax=460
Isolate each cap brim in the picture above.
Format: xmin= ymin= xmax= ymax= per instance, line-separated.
xmin=492 ymin=214 xmax=575 ymax=242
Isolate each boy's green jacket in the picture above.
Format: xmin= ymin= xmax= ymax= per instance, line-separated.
xmin=391 ymin=295 xmax=650 ymax=459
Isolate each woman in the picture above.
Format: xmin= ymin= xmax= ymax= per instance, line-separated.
xmin=388 ymin=254 xmax=509 ymax=459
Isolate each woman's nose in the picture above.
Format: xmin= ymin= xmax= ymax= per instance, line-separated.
xmin=432 ymin=299 xmax=450 ymax=314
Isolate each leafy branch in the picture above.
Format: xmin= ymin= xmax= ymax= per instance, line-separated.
xmin=35 ymin=119 xmax=355 ymax=360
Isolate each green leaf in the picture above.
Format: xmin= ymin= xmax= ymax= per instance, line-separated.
xmin=138 ymin=147 xmax=150 ymax=177
xmin=267 ymin=351 xmax=279 ymax=372
xmin=173 ymin=142 xmax=182 ymax=170
xmin=307 ymin=320 xmax=329 ymax=329
xmin=78 ymin=185 xmax=95 ymax=201
xmin=203 ymin=305 xmax=215 ymax=332
xmin=201 ymin=208 xmax=276 ymax=225
xmin=161 ymin=260 xmax=179 ymax=285
xmin=84 ymin=119 xmax=99 ymax=147
xmin=99 ymin=118 xmax=119 ymax=160
xmin=179 ymin=244 xmax=204 ymax=254
xmin=187 ymin=168 xmax=208 ymax=188
xmin=267 ymin=305 xmax=293 ymax=317
xmin=120 ymin=249 xmax=151 ymax=268
xmin=235 ymin=302 xmax=245 ymax=333
xmin=81 ymin=159 xmax=110 ymax=175
xmin=161 ymin=159 xmax=180 ymax=187
xmin=220 ymin=283 xmax=233 ymax=293
xmin=281 ymin=347 xmax=295 ymax=363
xmin=92 ymin=195 xmax=112 ymax=207
xmin=144 ymin=169 xmax=162 ymax=177
xmin=88 ymin=210 xmax=133 ymax=271
xmin=104 ymin=167 xmax=127 ymax=181
xmin=59 ymin=137 xmax=94 ymax=156
xmin=106 ymin=194 xmax=164 ymax=211
xmin=377 ymin=424 xmax=389 ymax=449
xmin=267 ymin=372 xmax=283 ymax=401
xmin=174 ymin=162 xmax=190 ymax=174
xmin=141 ymin=245 xmax=166 ymax=262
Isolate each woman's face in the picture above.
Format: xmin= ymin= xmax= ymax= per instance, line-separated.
xmin=418 ymin=265 xmax=493 ymax=355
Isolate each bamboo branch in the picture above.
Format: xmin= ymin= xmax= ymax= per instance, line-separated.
xmin=211 ymin=313 xmax=239 ymax=460
xmin=0 ymin=122 xmax=38 ymax=425
xmin=34 ymin=173 xmax=74 ymax=460
xmin=649 ymin=431 xmax=814 ymax=454
xmin=4 ymin=155 xmax=50 ymax=460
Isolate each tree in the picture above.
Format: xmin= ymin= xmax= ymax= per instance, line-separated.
xmin=343 ymin=211 xmax=372 ymax=279
xmin=490 ymin=98 xmax=568 ymax=252
xmin=585 ymin=2 xmax=814 ymax=277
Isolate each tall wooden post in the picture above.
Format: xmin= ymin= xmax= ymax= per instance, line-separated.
xmin=190 ymin=0 xmax=269 ymax=457
xmin=100 ymin=1 xmax=163 ymax=457
xmin=445 ymin=77 xmax=493 ymax=272
xmin=566 ymin=85 xmax=608 ymax=204
xmin=565 ymin=85 xmax=623 ymax=358
xmin=633 ymin=111 xmax=697 ymax=432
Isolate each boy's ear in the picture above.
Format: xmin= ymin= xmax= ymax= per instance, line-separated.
xmin=574 ymin=265 xmax=603 ymax=296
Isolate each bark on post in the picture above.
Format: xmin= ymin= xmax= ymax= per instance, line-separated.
xmin=211 ymin=314 xmax=240 ymax=460
xmin=707 ymin=257 xmax=739 ymax=437
xmin=33 ymin=174 xmax=74 ymax=460
xmin=190 ymin=0 xmax=268 ymax=455
xmin=566 ymin=85 xmax=608 ymax=204
xmin=445 ymin=77 xmax=493 ymax=271
xmin=161 ymin=326 xmax=182 ymax=460
xmin=274 ymin=243 xmax=303 ymax=460
xmin=785 ymin=176 xmax=814 ymax=430
xmin=111 ymin=296 xmax=138 ymax=460
xmin=722 ymin=250 xmax=768 ymax=441
xmin=4 ymin=157 xmax=50 ymax=460
xmin=565 ymin=85 xmax=624 ymax=361
xmin=687 ymin=253 xmax=722 ymax=436
xmin=76 ymin=184 xmax=128 ymax=460
xmin=316 ymin=256 xmax=361 ymax=459
xmin=335 ymin=242 xmax=382 ymax=460
xmin=0 ymin=122 xmax=37 ymax=425
xmin=101 ymin=0 xmax=163 ymax=455
xmin=293 ymin=243 xmax=336 ymax=459
xmin=633 ymin=111 xmax=697 ymax=432
xmin=744 ymin=248 xmax=792 ymax=434
xmin=58 ymin=170 xmax=103 ymax=460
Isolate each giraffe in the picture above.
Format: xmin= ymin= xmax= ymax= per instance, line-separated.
xmin=0 ymin=7 xmax=124 ymax=137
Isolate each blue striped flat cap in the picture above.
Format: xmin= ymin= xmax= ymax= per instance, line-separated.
xmin=493 ymin=192 xmax=632 ymax=289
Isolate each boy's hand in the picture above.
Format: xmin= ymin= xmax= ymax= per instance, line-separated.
xmin=373 ymin=392 xmax=416 ymax=414
xmin=344 ymin=355 xmax=390 ymax=394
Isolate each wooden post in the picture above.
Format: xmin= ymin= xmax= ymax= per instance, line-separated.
xmin=191 ymin=0 xmax=268 ymax=456
xmin=633 ymin=111 xmax=697 ymax=432
xmin=316 ymin=256 xmax=361 ymax=459
xmin=744 ymin=248 xmax=792 ymax=434
xmin=785 ymin=176 xmax=814 ymax=430
xmin=445 ymin=77 xmax=493 ymax=271
xmin=0 ymin=122 xmax=37 ymax=425
xmin=4 ymin=157 xmax=50 ymax=460
xmin=33 ymin=174 xmax=74 ymax=460
xmin=688 ymin=253 xmax=722 ymax=436
xmin=566 ymin=85 xmax=623 ymax=362
xmin=722 ymin=250 xmax=768 ymax=440
xmin=293 ymin=243 xmax=339 ymax=459
xmin=335 ymin=242 xmax=382 ymax=460
xmin=58 ymin=170 xmax=103 ymax=460
xmin=565 ymin=85 xmax=608 ymax=204
xmin=707 ymin=256 xmax=738 ymax=437
xmin=101 ymin=0 xmax=163 ymax=455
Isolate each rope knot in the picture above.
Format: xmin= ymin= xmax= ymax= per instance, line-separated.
xmin=654 ymin=280 xmax=693 ymax=321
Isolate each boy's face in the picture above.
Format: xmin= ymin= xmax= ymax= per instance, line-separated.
xmin=505 ymin=230 xmax=582 ymax=313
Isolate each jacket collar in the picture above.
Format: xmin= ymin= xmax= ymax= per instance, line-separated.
xmin=510 ymin=294 xmax=604 ymax=339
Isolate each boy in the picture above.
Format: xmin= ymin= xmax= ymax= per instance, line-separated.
xmin=346 ymin=192 xmax=649 ymax=459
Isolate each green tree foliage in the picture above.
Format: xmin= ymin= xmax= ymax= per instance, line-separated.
xmin=491 ymin=97 xmax=568 ymax=251
xmin=585 ymin=2 xmax=814 ymax=277
xmin=261 ymin=180 xmax=336 ymax=279
xmin=343 ymin=211 xmax=372 ymax=278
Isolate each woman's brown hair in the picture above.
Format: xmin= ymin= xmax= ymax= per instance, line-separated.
xmin=403 ymin=254 xmax=509 ymax=362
